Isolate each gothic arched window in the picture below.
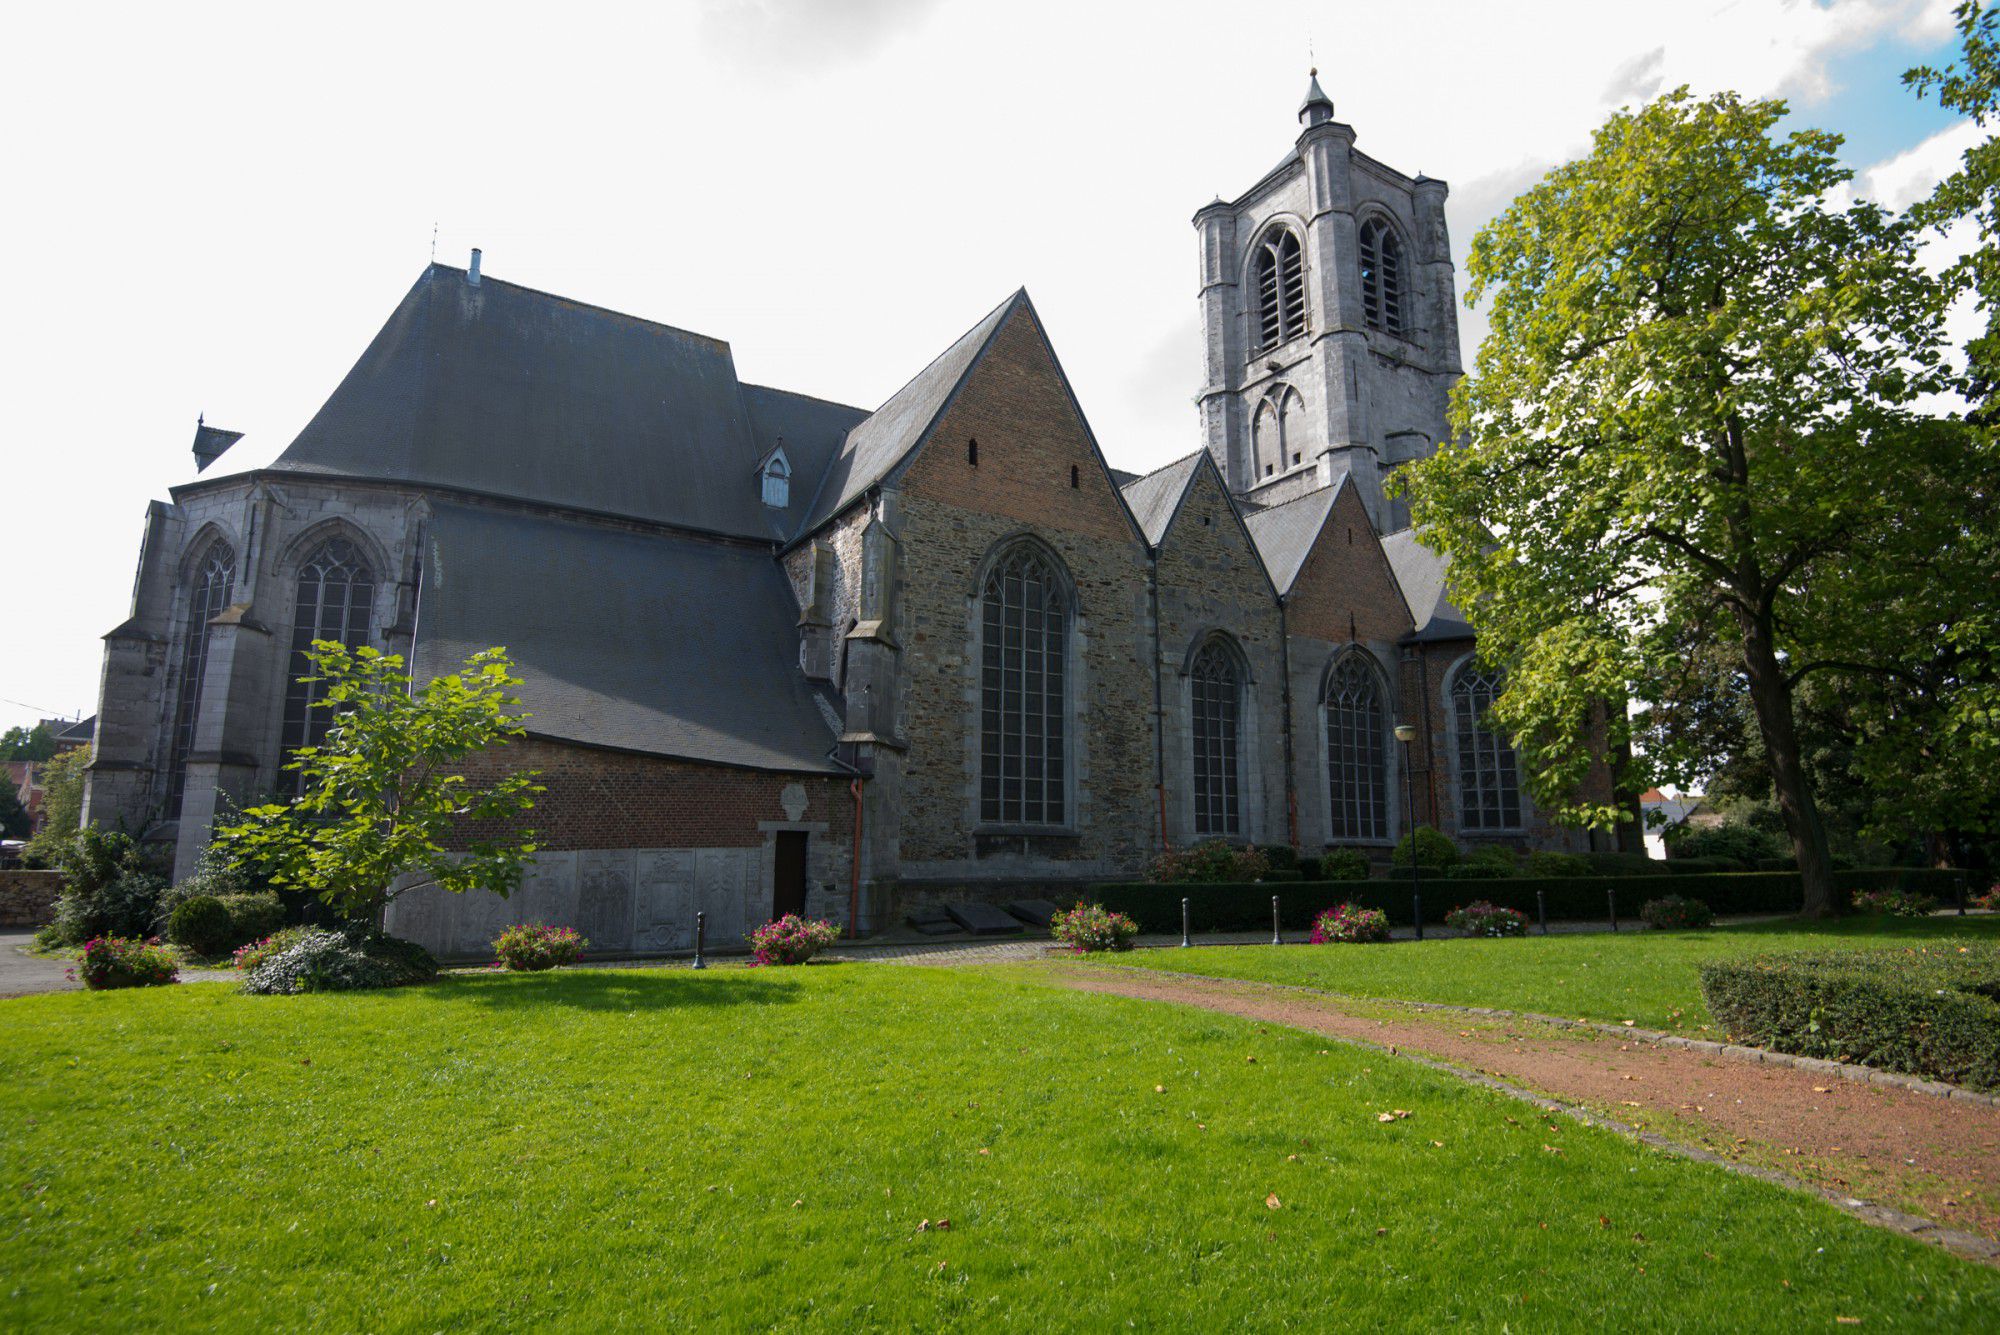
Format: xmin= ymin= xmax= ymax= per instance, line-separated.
xmin=166 ymin=540 xmax=236 ymax=817
xmin=1358 ymin=217 xmax=1406 ymax=337
xmin=280 ymin=536 xmax=376 ymax=774
xmin=979 ymin=543 xmax=1069 ymax=826
xmin=1253 ymin=399 xmax=1280 ymax=479
xmin=1452 ymin=662 xmax=1522 ymax=830
xmin=761 ymin=452 xmax=791 ymax=509
xmin=1190 ymin=639 xmax=1244 ymax=838
xmin=1325 ymin=651 xmax=1388 ymax=841
xmin=1253 ymin=228 xmax=1307 ymax=350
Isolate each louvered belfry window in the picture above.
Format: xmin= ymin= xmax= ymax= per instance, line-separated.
xmin=1453 ymin=664 xmax=1522 ymax=830
xmin=1358 ymin=218 xmax=1405 ymax=337
xmin=281 ymin=537 xmax=376 ymax=779
xmin=979 ymin=545 xmax=1068 ymax=826
xmin=1325 ymin=652 xmax=1388 ymax=841
xmin=1253 ymin=228 xmax=1307 ymax=350
xmin=1190 ymin=641 xmax=1243 ymax=838
xmin=166 ymin=541 xmax=237 ymax=818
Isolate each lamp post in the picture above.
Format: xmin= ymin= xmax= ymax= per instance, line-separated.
xmin=1394 ymin=722 xmax=1422 ymax=942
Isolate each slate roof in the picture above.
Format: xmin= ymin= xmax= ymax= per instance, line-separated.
xmin=239 ymin=264 xmax=873 ymax=540
xmin=415 ymin=502 xmax=846 ymax=774
xmin=740 ymin=383 xmax=871 ymax=539
xmin=1380 ymin=528 xmax=1473 ymax=640
xmin=793 ymin=290 xmax=1024 ymax=540
xmin=1241 ymin=482 xmax=1341 ymax=594
xmin=1117 ymin=452 xmax=1203 ymax=546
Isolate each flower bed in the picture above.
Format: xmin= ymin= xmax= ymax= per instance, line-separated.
xmin=1444 ymin=901 xmax=1528 ymax=938
xmin=493 ymin=924 xmax=587 ymax=971
xmin=1308 ymin=902 xmax=1391 ymax=943
xmin=70 ymin=936 xmax=179 ymax=990
xmin=1641 ymin=894 xmax=1714 ymax=930
xmin=749 ymin=915 xmax=841 ymax=966
xmin=1849 ymin=888 xmax=1938 ymax=918
xmin=1050 ymin=903 xmax=1139 ymax=953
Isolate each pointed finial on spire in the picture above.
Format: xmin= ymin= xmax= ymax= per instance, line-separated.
xmin=1299 ymin=67 xmax=1334 ymax=126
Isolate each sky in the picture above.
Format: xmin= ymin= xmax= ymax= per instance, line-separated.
xmin=0 ymin=0 xmax=1981 ymax=734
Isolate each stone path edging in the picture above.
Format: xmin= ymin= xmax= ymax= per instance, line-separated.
xmin=1121 ymin=966 xmax=2000 ymax=1110
xmin=1054 ymin=969 xmax=2000 ymax=1267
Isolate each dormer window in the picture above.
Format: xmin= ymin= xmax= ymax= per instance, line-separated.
xmin=761 ymin=450 xmax=791 ymax=509
xmin=1253 ymin=227 xmax=1307 ymax=351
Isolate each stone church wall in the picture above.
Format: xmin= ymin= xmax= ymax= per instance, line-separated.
xmin=388 ymin=738 xmax=854 ymax=959
xmin=1152 ymin=467 xmax=1287 ymax=848
xmin=888 ymin=307 xmax=1156 ymax=883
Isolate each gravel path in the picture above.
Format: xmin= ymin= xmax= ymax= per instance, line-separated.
xmin=1043 ymin=965 xmax=2000 ymax=1260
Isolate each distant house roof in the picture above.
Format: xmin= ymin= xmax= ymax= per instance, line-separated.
xmin=792 ymin=290 xmax=1024 ymax=540
xmin=414 ymin=502 xmax=846 ymax=774
xmin=1117 ymin=452 xmax=1204 ymax=546
xmin=1242 ymin=483 xmax=1341 ymax=594
xmin=202 ymin=264 xmax=870 ymax=543
xmin=53 ymin=716 xmax=95 ymax=748
xmin=1380 ymin=528 xmax=1472 ymax=640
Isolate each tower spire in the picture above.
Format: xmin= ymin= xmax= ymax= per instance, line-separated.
xmin=1298 ymin=67 xmax=1334 ymax=126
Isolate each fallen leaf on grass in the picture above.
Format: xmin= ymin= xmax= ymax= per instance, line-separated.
xmin=1813 ymin=1086 xmax=1832 ymax=1094
xmin=1543 ymin=1145 xmax=1563 ymax=1156
xmin=1621 ymin=1100 xmax=1641 ymax=1107
xmin=1836 ymin=1318 xmax=1861 ymax=1326
xmin=1266 ymin=1194 xmax=1282 ymax=1210
xmin=1154 ymin=1085 xmax=1166 ymax=1094
xmin=977 ymin=1148 xmax=991 ymax=1156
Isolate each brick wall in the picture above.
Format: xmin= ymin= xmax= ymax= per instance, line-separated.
xmin=450 ymin=736 xmax=854 ymax=852
xmin=0 ymin=870 xmax=61 ymax=928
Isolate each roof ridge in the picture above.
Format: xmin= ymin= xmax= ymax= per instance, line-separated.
xmin=423 ymin=263 xmax=736 ymax=353
xmin=1117 ymin=448 xmax=1205 ymax=492
xmin=738 ymin=380 xmax=870 ymax=414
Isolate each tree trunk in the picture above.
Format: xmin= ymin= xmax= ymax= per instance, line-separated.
xmin=1737 ymin=615 xmax=1836 ymax=917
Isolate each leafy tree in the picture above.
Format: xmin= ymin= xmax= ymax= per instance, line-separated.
xmin=0 ymin=772 xmax=29 ymax=840
xmin=0 ymin=724 xmax=57 ymax=762
xmin=23 ymin=747 xmax=88 ymax=867
xmin=1402 ymin=89 xmax=1971 ymax=917
xmin=216 ymin=643 xmax=543 ymax=920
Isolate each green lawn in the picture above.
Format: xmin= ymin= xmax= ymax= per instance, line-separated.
xmin=1100 ymin=914 xmax=2000 ymax=1031
xmin=5 ymin=966 xmax=1997 ymax=1330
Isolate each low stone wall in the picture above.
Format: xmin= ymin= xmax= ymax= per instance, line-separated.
xmin=0 ymin=870 xmax=61 ymax=928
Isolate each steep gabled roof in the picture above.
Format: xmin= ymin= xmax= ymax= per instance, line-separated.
xmin=1117 ymin=451 xmax=1204 ymax=546
xmin=204 ymin=264 xmax=832 ymax=540
xmin=1380 ymin=528 xmax=1472 ymax=638
xmin=792 ymin=290 xmax=1025 ymax=540
xmin=739 ymin=383 xmax=871 ymax=538
xmin=415 ymin=502 xmax=846 ymax=774
xmin=1242 ymin=482 xmax=1342 ymax=595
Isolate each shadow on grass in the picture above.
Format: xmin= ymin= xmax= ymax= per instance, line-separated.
xmin=424 ymin=967 xmax=807 ymax=1013
xmin=1719 ymin=914 xmax=2000 ymax=942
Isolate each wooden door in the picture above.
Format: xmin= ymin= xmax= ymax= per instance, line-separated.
xmin=773 ymin=832 xmax=809 ymax=920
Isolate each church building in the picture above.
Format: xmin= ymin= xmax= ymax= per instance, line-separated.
xmin=83 ymin=76 xmax=1626 ymax=955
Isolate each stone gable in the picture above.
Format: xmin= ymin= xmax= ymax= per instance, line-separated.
xmin=1282 ymin=482 xmax=1415 ymax=644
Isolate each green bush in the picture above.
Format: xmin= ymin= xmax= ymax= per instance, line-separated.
xmin=1089 ymin=868 xmax=1963 ymax=935
xmin=1641 ymin=894 xmax=1714 ymax=930
xmin=1667 ymin=822 xmax=1784 ymax=869
xmin=1525 ymin=850 xmax=1589 ymax=877
xmin=154 ymin=847 xmax=256 ymax=935
xmin=1319 ymin=849 xmax=1372 ymax=881
xmin=1664 ymin=856 xmax=1739 ymax=876
xmin=1581 ymin=852 xmax=1670 ymax=877
xmin=1392 ymin=826 xmax=1458 ymax=872
xmin=1448 ymin=847 xmax=1518 ymax=880
xmin=167 ymin=895 xmax=236 ymax=956
xmin=232 ymin=925 xmax=315 ymax=971
xmin=1295 ymin=856 xmax=1323 ymax=880
xmin=1151 ymin=839 xmax=1270 ymax=883
xmin=220 ymin=892 xmax=286 ymax=945
xmin=1699 ymin=946 xmax=2000 ymax=1091
xmin=1259 ymin=845 xmax=1299 ymax=872
xmin=1262 ymin=868 xmax=1304 ymax=882
xmin=240 ymin=924 xmax=436 ymax=995
xmin=42 ymin=830 xmax=167 ymax=947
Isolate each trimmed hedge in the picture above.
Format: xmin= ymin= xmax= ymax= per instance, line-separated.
xmin=1700 ymin=946 xmax=2000 ymax=1092
xmin=1087 ymin=868 xmax=1973 ymax=935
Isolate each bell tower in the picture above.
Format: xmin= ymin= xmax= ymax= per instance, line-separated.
xmin=1194 ymin=71 xmax=1462 ymax=531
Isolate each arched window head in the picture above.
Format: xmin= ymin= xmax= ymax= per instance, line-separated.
xmin=1358 ymin=217 xmax=1406 ymax=338
xmin=166 ymin=540 xmax=236 ymax=818
xmin=1253 ymin=400 xmax=1280 ymax=479
xmin=1452 ymin=662 xmax=1521 ymax=830
xmin=1190 ymin=639 xmax=1244 ymax=838
xmin=1325 ymin=651 xmax=1388 ymax=842
xmin=761 ymin=452 xmax=791 ymax=509
xmin=979 ymin=543 xmax=1070 ymax=827
xmin=281 ymin=536 xmax=376 ymax=782
xmin=1253 ymin=227 xmax=1307 ymax=351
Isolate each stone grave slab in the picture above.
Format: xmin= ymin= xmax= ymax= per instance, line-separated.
xmin=905 ymin=906 xmax=960 ymax=936
xmin=1005 ymin=899 xmax=1060 ymax=927
xmin=946 ymin=902 xmax=1024 ymax=935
